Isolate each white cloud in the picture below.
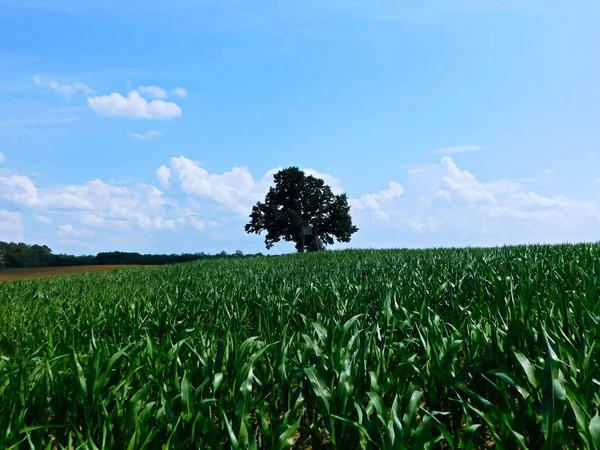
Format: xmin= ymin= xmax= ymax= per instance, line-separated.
xmin=34 ymin=214 xmax=52 ymax=224
xmin=0 ymin=174 xmax=39 ymax=207
xmin=544 ymin=169 xmax=553 ymax=175
xmin=49 ymin=194 xmax=94 ymax=210
xmin=167 ymin=156 xmax=275 ymax=215
xmin=128 ymin=130 xmax=163 ymax=140
xmin=33 ymin=74 xmax=93 ymax=98
xmin=0 ymin=153 xmax=5 ymax=163
xmin=58 ymin=224 xmax=93 ymax=237
xmin=431 ymin=145 xmax=483 ymax=154
xmin=188 ymin=215 xmax=206 ymax=230
xmin=0 ymin=170 xmax=178 ymax=232
xmin=304 ymin=168 xmax=344 ymax=195
xmin=156 ymin=165 xmax=171 ymax=188
xmin=435 ymin=156 xmax=503 ymax=204
xmin=346 ymin=156 xmax=600 ymax=248
xmin=45 ymin=184 xmax=174 ymax=233
xmin=61 ymin=181 xmax=176 ymax=231
xmin=406 ymin=157 xmax=598 ymax=243
xmin=0 ymin=210 xmax=24 ymax=242
xmin=139 ymin=85 xmax=167 ymax=99
xmin=404 ymin=216 xmax=442 ymax=233
xmin=432 ymin=157 xmax=591 ymax=217
xmin=3 ymin=151 xmax=600 ymax=252
xmin=127 ymin=214 xmax=175 ymax=230
xmin=374 ymin=210 xmax=389 ymax=221
xmin=0 ymin=176 xmax=97 ymax=210
xmin=165 ymin=159 xmax=350 ymax=216
xmin=80 ymin=213 xmax=104 ymax=226
xmin=1 ymin=161 xmax=346 ymax=238
xmin=173 ymin=87 xmax=187 ymax=98
xmin=185 ymin=216 xmax=220 ymax=231
xmin=80 ymin=213 xmax=130 ymax=230
xmin=350 ymin=182 xmax=405 ymax=214
xmin=87 ymin=90 xmax=182 ymax=120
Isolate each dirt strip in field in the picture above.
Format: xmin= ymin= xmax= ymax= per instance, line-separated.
xmin=0 ymin=265 xmax=153 ymax=282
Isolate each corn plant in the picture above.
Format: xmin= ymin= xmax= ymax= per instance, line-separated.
xmin=1 ymin=244 xmax=599 ymax=448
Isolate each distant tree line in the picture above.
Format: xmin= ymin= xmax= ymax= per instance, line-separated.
xmin=0 ymin=241 xmax=261 ymax=269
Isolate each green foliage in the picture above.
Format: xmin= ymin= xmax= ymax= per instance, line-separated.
xmin=245 ymin=167 xmax=358 ymax=252
xmin=0 ymin=241 xmax=263 ymax=269
xmin=0 ymin=244 xmax=599 ymax=449
xmin=0 ymin=242 xmax=54 ymax=268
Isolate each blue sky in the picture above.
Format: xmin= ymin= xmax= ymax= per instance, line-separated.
xmin=1 ymin=0 xmax=599 ymax=255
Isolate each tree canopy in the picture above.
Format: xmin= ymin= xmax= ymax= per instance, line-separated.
xmin=245 ymin=167 xmax=358 ymax=252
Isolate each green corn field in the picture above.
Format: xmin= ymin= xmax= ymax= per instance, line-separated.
xmin=1 ymin=245 xmax=599 ymax=449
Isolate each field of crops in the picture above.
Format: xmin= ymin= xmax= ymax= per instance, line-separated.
xmin=1 ymin=245 xmax=599 ymax=449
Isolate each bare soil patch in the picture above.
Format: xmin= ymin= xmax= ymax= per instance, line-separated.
xmin=0 ymin=265 xmax=152 ymax=282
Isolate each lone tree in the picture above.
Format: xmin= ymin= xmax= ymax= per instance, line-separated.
xmin=245 ymin=167 xmax=358 ymax=252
